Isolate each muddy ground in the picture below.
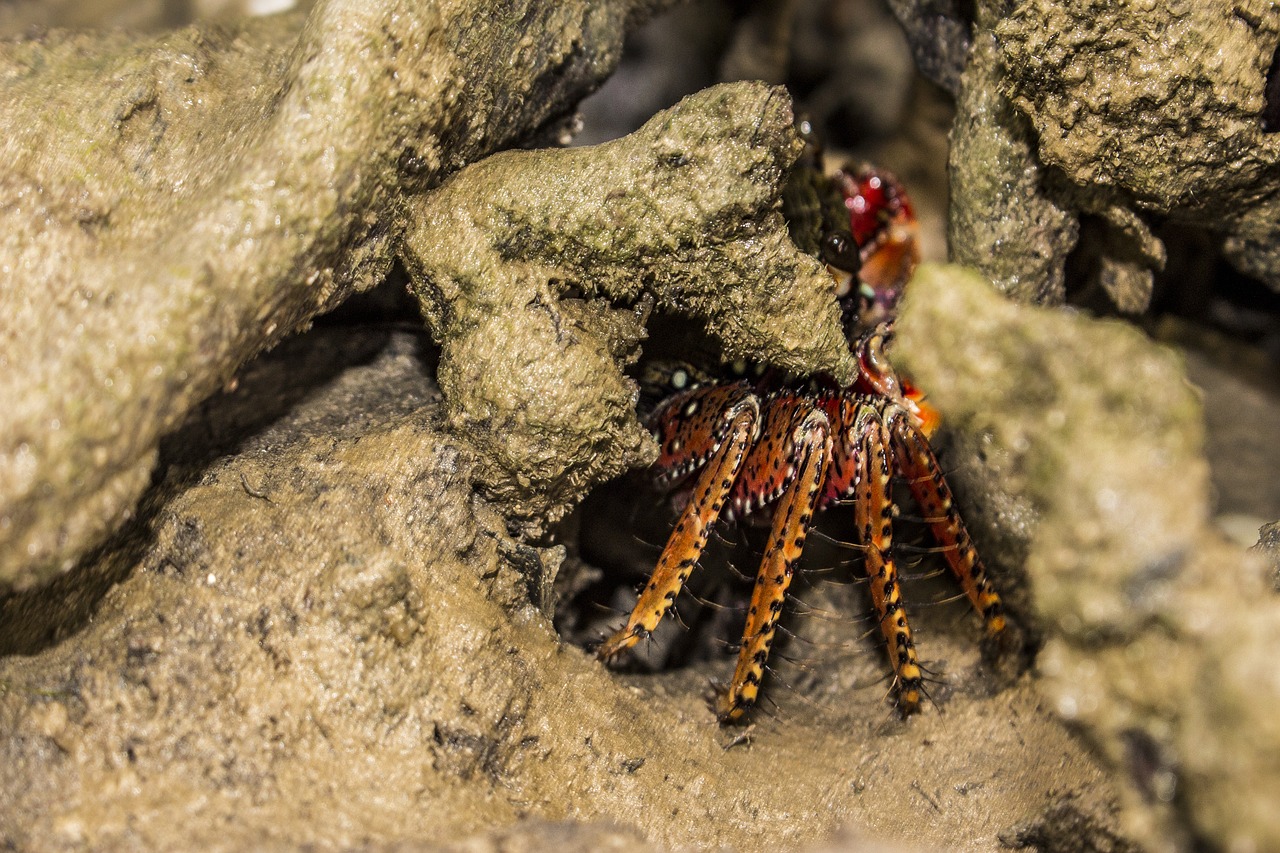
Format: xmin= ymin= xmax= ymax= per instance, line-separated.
xmin=0 ymin=321 xmax=1122 ymax=852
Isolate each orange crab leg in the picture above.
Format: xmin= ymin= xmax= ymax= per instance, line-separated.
xmin=856 ymin=409 xmax=924 ymax=712
xmin=888 ymin=410 xmax=1006 ymax=635
xmin=715 ymin=407 xmax=832 ymax=723
xmin=596 ymin=387 xmax=760 ymax=661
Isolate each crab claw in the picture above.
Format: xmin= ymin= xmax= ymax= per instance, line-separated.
xmin=851 ymin=322 xmax=939 ymax=437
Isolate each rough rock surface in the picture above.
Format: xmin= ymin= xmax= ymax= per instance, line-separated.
xmin=950 ymin=0 xmax=1280 ymax=307
xmin=948 ymin=27 xmax=1079 ymax=305
xmin=998 ymin=0 xmax=1279 ymax=215
xmin=895 ymin=265 xmax=1280 ymax=852
xmin=402 ymin=84 xmax=851 ymax=529
xmin=0 ymin=0 xmax=682 ymax=592
xmin=1254 ymin=520 xmax=1280 ymax=589
xmin=884 ymin=0 xmax=971 ymax=94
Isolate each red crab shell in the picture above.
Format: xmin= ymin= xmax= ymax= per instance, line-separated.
xmin=836 ymin=165 xmax=920 ymax=327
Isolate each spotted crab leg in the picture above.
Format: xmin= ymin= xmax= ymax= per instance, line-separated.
xmin=887 ymin=409 xmax=1006 ymax=635
xmin=856 ymin=405 xmax=925 ymax=712
xmin=715 ymin=403 xmax=832 ymax=723
xmin=596 ymin=385 xmax=760 ymax=661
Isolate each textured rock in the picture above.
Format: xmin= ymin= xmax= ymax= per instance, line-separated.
xmin=884 ymin=0 xmax=971 ymax=94
xmin=995 ymin=0 xmax=1280 ymax=291
xmin=403 ymin=83 xmax=852 ymax=529
xmin=1254 ymin=520 xmax=1280 ymax=589
xmin=997 ymin=0 xmax=1278 ymax=211
xmin=0 ymin=0 xmax=672 ymax=591
xmin=948 ymin=27 xmax=1078 ymax=304
xmin=949 ymin=0 xmax=1280 ymax=309
xmin=895 ymin=264 xmax=1280 ymax=852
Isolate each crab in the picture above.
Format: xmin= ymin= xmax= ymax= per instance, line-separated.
xmin=596 ymin=140 xmax=1007 ymax=723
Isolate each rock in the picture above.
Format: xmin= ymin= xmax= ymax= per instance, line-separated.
xmin=1253 ymin=520 xmax=1280 ymax=590
xmin=895 ymin=263 xmax=1280 ymax=851
xmin=403 ymin=83 xmax=852 ymax=530
xmin=995 ymin=0 xmax=1280 ymax=293
xmin=947 ymin=28 xmax=1079 ymax=305
xmin=883 ymin=0 xmax=971 ymax=94
xmin=0 ymin=0 xmax=673 ymax=592
xmin=949 ymin=0 xmax=1280 ymax=310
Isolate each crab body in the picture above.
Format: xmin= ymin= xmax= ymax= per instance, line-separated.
xmin=597 ymin=148 xmax=1005 ymax=723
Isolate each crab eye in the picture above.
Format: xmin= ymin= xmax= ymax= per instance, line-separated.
xmin=820 ymin=231 xmax=860 ymax=273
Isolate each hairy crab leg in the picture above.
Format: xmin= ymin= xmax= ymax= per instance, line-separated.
xmin=715 ymin=405 xmax=832 ymax=723
xmin=887 ymin=409 xmax=1006 ymax=635
xmin=856 ymin=406 xmax=924 ymax=713
xmin=596 ymin=386 xmax=760 ymax=661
